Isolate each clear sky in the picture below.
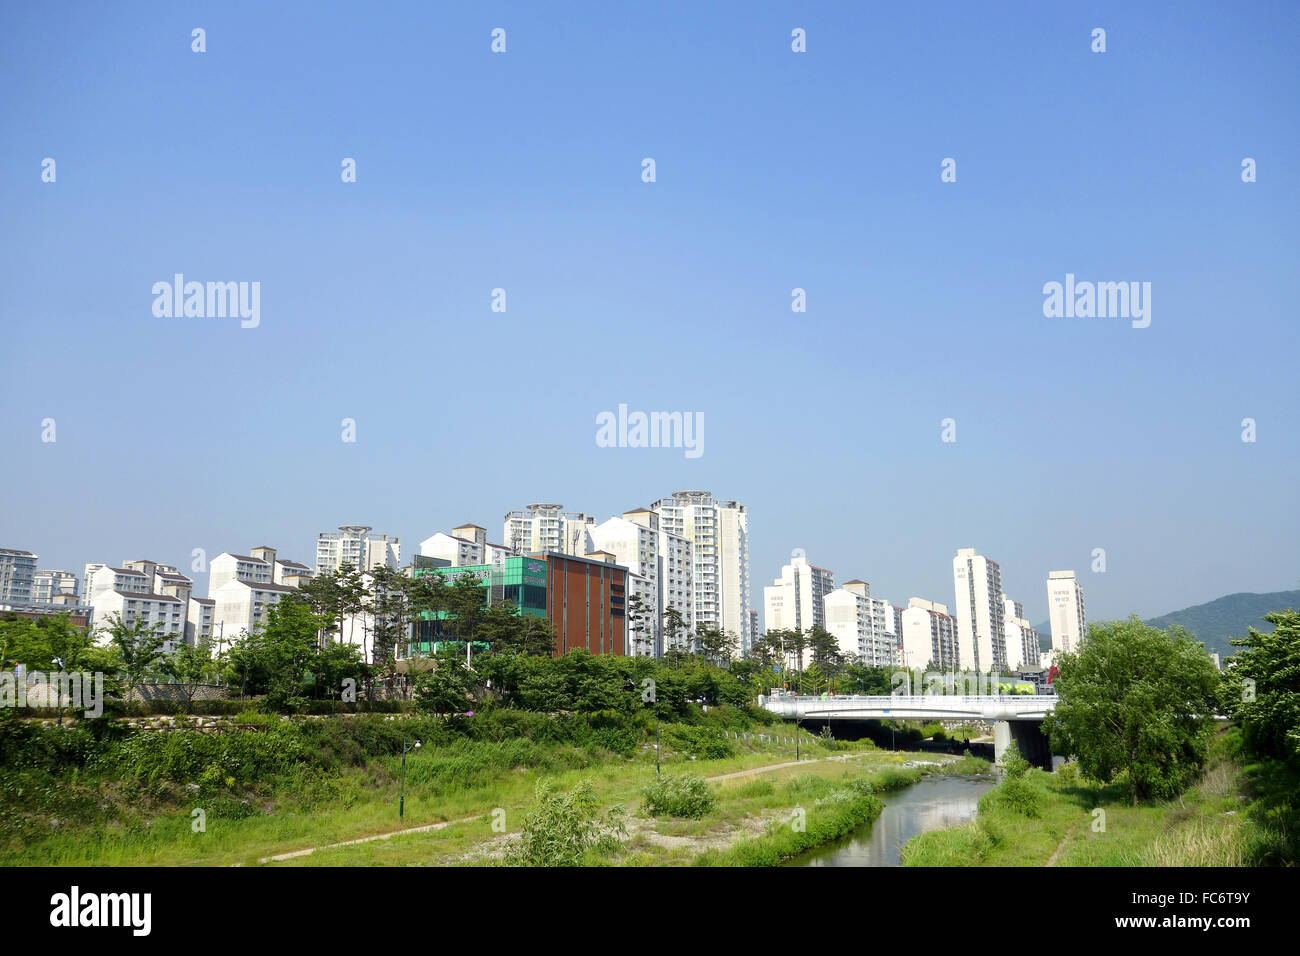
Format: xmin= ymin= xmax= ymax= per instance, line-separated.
xmin=2 ymin=1 xmax=1297 ymax=627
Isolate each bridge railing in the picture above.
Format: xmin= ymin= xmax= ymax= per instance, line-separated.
xmin=760 ymin=694 xmax=1056 ymax=704
xmin=757 ymin=694 xmax=1057 ymax=717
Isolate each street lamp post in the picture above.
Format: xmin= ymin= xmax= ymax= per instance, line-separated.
xmin=400 ymin=737 xmax=421 ymax=818
xmin=52 ymin=656 xmax=63 ymax=727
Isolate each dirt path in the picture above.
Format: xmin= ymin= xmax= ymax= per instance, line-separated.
xmin=1044 ymin=825 xmax=1078 ymax=867
xmin=706 ymin=752 xmax=872 ymax=782
xmin=708 ymin=751 xmax=954 ymax=783
xmin=255 ymin=814 xmax=482 ymax=864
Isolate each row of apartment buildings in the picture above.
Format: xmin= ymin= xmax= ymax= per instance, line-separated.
xmin=0 ymin=492 xmax=755 ymax=663
xmin=760 ymin=549 xmax=1087 ymax=673
xmin=5 ymin=516 xmax=1086 ymax=673
xmin=0 ymin=527 xmax=386 ymax=655
xmin=418 ymin=492 xmax=752 ymax=658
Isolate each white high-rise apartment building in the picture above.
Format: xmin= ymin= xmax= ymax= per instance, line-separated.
xmin=210 ymin=547 xmax=315 ymax=590
xmin=83 ymin=563 xmax=148 ymax=604
xmin=0 ymin=548 xmax=38 ymax=604
xmin=952 ymin=548 xmax=1006 ymax=672
xmin=210 ymin=580 xmax=297 ymax=644
xmin=91 ymin=590 xmax=186 ymax=653
xmin=419 ymin=528 xmax=485 ymax=567
xmin=651 ymin=491 xmax=750 ymax=651
xmin=31 ymin=569 xmax=78 ymax=603
xmin=764 ymin=554 xmax=834 ymax=635
xmin=189 ymin=597 xmax=215 ymax=645
xmin=316 ymin=526 xmax=401 ymax=574
xmin=1002 ymin=596 xmax=1040 ymax=672
xmin=587 ymin=509 xmax=694 ymax=657
xmin=1046 ymin=570 xmax=1087 ymax=655
xmin=584 ymin=518 xmax=658 ymax=656
xmin=628 ymin=511 xmax=694 ymax=651
xmin=503 ymin=504 xmax=596 ymax=556
xmin=418 ymin=524 xmax=517 ymax=569
xmin=209 ymin=545 xmax=315 ymax=644
xmin=900 ymin=597 xmax=958 ymax=671
xmin=824 ymin=580 xmax=897 ymax=667
xmin=82 ymin=559 xmax=196 ymax=653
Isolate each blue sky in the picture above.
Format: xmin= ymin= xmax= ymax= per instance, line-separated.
xmin=2 ymin=1 xmax=1297 ymax=627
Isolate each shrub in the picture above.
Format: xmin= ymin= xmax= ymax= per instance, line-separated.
xmin=987 ymin=776 xmax=1040 ymax=818
xmin=661 ymin=725 xmax=733 ymax=760
xmin=1001 ymin=741 xmax=1031 ymax=779
xmin=641 ymin=773 xmax=716 ymax=819
xmin=505 ymin=779 xmax=626 ymax=866
xmin=114 ymin=727 xmax=304 ymax=789
xmin=586 ymin=727 xmax=638 ymax=757
xmin=0 ymin=721 xmax=103 ymax=772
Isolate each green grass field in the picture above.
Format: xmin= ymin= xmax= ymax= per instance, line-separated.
xmin=4 ymin=712 xmax=980 ymax=867
xmin=902 ymin=727 xmax=1287 ymax=867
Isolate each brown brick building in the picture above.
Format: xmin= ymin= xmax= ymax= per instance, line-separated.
xmin=542 ymin=552 xmax=627 ymax=657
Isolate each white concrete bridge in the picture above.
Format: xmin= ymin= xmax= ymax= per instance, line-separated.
xmin=758 ymin=694 xmax=1057 ymax=722
xmin=758 ymin=694 xmax=1059 ymax=765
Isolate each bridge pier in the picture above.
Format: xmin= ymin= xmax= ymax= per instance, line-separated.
xmin=993 ymin=719 xmax=1052 ymax=770
xmin=993 ymin=721 xmax=1012 ymax=766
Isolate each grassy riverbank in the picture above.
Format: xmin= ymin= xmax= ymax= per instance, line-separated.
xmin=690 ymin=765 xmax=935 ymax=867
xmin=268 ymin=750 xmax=986 ymax=866
xmin=902 ymin=727 xmax=1297 ymax=866
xmin=0 ymin=708 xmax=990 ymax=866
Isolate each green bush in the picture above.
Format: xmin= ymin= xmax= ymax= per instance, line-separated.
xmin=505 ymin=779 xmax=626 ymax=866
xmin=985 ymin=776 xmax=1040 ymax=818
xmin=641 ymin=773 xmax=717 ymax=818
xmin=1001 ymin=741 xmax=1031 ymax=779
xmin=661 ymin=724 xmax=733 ymax=760
xmin=114 ymin=727 xmax=304 ymax=788
xmin=0 ymin=721 xmax=105 ymax=772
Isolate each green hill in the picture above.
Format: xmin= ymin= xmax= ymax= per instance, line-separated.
xmin=1142 ymin=590 xmax=1298 ymax=660
xmin=1035 ymin=624 xmax=1051 ymax=653
xmin=1033 ymin=590 xmax=1298 ymax=660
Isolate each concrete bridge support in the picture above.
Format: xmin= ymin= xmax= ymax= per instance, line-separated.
xmin=993 ymin=719 xmax=1052 ymax=769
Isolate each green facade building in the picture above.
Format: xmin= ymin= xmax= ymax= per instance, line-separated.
xmin=408 ymin=556 xmax=549 ymax=655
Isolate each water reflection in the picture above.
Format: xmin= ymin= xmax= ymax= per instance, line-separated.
xmin=794 ymin=774 xmax=994 ymax=867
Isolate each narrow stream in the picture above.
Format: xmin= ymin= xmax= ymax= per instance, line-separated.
xmin=790 ymin=773 xmax=995 ymax=867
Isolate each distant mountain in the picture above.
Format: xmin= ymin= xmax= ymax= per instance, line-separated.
xmin=1031 ymin=590 xmax=1298 ymax=660
xmin=1035 ymin=625 xmax=1051 ymax=653
xmin=1143 ymin=590 xmax=1298 ymax=660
